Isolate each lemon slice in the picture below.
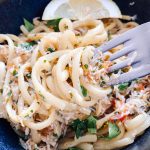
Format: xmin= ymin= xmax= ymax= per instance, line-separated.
xmin=42 ymin=0 xmax=122 ymax=20
xmin=42 ymin=0 xmax=77 ymax=20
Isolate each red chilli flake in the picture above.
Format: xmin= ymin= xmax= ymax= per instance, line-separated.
xmin=110 ymin=114 xmax=127 ymax=122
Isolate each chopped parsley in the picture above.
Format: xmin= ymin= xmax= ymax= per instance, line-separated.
xmin=43 ymin=60 xmax=47 ymax=63
xmin=9 ymin=80 xmax=13 ymax=84
xmin=84 ymin=64 xmax=88 ymax=69
xmin=26 ymin=73 xmax=31 ymax=79
xmin=98 ymin=58 xmax=102 ymax=62
xmin=7 ymin=91 xmax=12 ymax=97
xmin=108 ymin=31 xmax=112 ymax=41
xmin=47 ymin=47 xmax=55 ymax=53
xmin=83 ymin=47 xmax=86 ymax=51
xmin=70 ymin=119 xmax=87 ymax=139
xmin=47 ymin=18 xmax=62 ymax=32
xmin=80 ymin=85 xmax=87 ymax=97
xmin=70 ymin=115 xmax=97 ymax=138
xmin=118 ymin=83 xmax=129 ymax=91
xmin=23 ymin=18 xmax=34 ymax=32
xmin=39 ymin=91 xmax=45 ymax=100
xmin=28 ymin=41 xmax=37 ymax=46
xmin=0 ymin=89 xmax=3 ymax=94
xmin=20 ymin=41 xmax=37 ymax=50
xmin=24 ymin=114 xmax=29 ymax=118
xmin=98 ymin=122 xmax=121 ymax=140
xmin=30 ymin=110 xmax=33 ymax=113
xmin=12 ymin=70 xmax=18 ymax=76
xmin=107 ymin=122 xmax=121 ymax=139
xmin=99 ymin=80 xmax=106 ymax=87
xmin=99 ymin=76 xmax=107 ymax=87
xmin=87 ymin=116 xmax=97 ymax=134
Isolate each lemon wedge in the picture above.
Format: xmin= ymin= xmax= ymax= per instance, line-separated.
xmin=42 ymin=0 xmax=77 ymax=20
xmin=42 ymin=0 xmax=122 ymax=20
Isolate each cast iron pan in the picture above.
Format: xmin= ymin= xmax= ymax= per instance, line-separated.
xmin=0 ymin=0 xmax=150 ymax=149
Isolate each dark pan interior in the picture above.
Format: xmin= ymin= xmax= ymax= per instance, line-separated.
xmin=0 ymin=0 xmax=150 ymax=149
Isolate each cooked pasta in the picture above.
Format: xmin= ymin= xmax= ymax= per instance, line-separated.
xmin=0 ymin=16 xmax=149 ymax=150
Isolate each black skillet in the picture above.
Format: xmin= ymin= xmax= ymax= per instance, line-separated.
xmin=0 ymin=0 xmax=150 ymax=149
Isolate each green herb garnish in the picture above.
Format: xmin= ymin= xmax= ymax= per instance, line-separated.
xmin=24 ymin=114 xmax=29 ymax=118
xmin=20 ymin=41 xmax=37 ymax=50
xmin=107 ymin=122 xmax=120 ymax=139
xmin=23 ymin=18 xmax=34 ymax=32
xmin=20 ymin=43 xmax=32 ymax=50
xmin=28 ymin=41 xmax=37 ymax=46
xmin=87 ymin=116 xmax=97 ymax=134
xmin=47 ymin=47 xmax=55 ymax=53
xmin=26 ymin=73 xmax=31 ymax=79
xmin=84 ymin=64 xmax=88 ymax=69
xmin=9 ymin=80 xmax=13 ymax=84
xmin=70 ymin=119 xmax=87 ymax=138
xmin=0 ymin=89 xmax=3 ymax=94
xmin=47 ymin=18 xmax=62 ymax=32
xmin=118 ymin=83 xmax=129 ymax=91
xmin=99 ymin=80 xmax=106 ymax=87
xmin=80 ymin=85 xmax=87 ymax=97
xmin=13 ymin=70 xmax=18 ymax=76
xmin=108 ymin=31 xmax=112 ymax=41
xmin=70 ymin=115 xmax=97 ymax=138
xmin=98 ymin=58 xmax=102 ymax=62
xmin=99 ymin=122 xmax=121 ymax=140
xmin=30 ymin=110 xmax=33 ymax=113
xmin=39 ymin=91 xmax=45 ymax=100
xmin=7 ymin=91 xmax=12 ymax=97
xmin=69 ymin=92 xmax=73 ymax=98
